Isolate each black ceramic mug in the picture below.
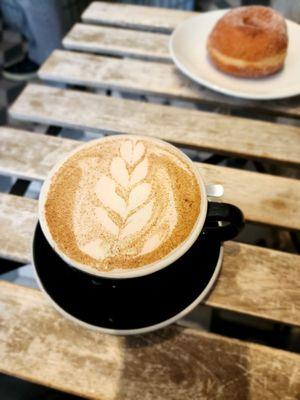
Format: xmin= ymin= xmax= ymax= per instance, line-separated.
xmin=36 ymin=135 xmax=245 ymax=334
xmin=39 ymin=135 xmax=244 ymax=280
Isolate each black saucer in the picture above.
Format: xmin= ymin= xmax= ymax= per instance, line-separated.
xmin=33 ymin=223 xmax=222 ymax=334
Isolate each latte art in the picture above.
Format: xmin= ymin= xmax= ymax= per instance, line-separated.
xmin=42 ymin=136 xmax=201 ymax=272
xmin=74 ymin=140 xmax=178 ymax=260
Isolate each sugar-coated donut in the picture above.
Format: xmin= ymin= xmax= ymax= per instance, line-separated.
xmin=207 ymin=6 xmax=288 ymax=78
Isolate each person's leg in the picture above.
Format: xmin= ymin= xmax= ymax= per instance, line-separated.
xmin=0 ymin=0 xmax=36 ymax=79
xmin=0 ymin=0 xmax=29 ymax=49
xmin=1 ymin=0 xmax=64 ymax=79
xmin=13 ymin=0 xmax=64 ymax=65
xmin=1 ymin=0 xmax=64 ymax=64
xmin=0 ymin=0 xmax=26 ymax=33
xmin=1 ymin=0 xmax=87 ymax=80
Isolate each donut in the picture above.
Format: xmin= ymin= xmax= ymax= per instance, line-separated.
xmin=207 ymin=6 xmax=288 ymax=78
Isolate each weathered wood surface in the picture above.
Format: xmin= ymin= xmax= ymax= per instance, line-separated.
xmin=63 ymin=23 xmax=170 ymax=61
xmin=0 ymin=193 xmax=37 ymax=263
xmin=0 ymin=127 xmax=79 ymax=181
xmin=210 ymin=242 xmax=300 ymax=324
xmin=41 ymin=49 xmax=300 ymax=119
xmin=9 ymin=84 xmax=300 ymax=166
xmin=0 ymin=281 xmax=299 ymax=400
xmin=82 ymin=1 xmax=195 ymax=32
xmin=1 ymin=191 xmax=300 ymax=326
xmin=1 ymin=126 xmax=300 ymax=231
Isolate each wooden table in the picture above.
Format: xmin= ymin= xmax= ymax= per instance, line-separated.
xmin=0 ymin=2 xmax=300 ymax=399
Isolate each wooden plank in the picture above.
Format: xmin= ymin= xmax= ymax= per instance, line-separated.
xmin=82 ymin=1 xmax=195 ymax=32
xmin=9 ymin=84 xmax=300 ymax=166
xmin=63 ymin=23 xmax=170 ymax=61
xmin=1 ymin=283 xmax=300 ymax=400
xmin=211 ymin=242 xmax=300 ymax=324
xmin=3 ymin=282 xmax=300 ymax=399
xmin=1 ymin=126 xmax=300 ymax=231
xmin=0 ymin=193 xmax=37 ymax=263
xmin=61 ymin=24 xmax=300 ymax=118
xmin=1 ymin=192 xmax=300 ymax=326
xmin=0 ymin=127 xmax=79 ymax=181
xmin=41 ymin=50 xmax=300 ymax=120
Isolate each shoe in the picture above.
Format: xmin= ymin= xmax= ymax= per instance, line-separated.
xmin=3 ymin=55 xmax=39 ymax=81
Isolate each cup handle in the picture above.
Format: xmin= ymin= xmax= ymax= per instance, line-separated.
xmin=202 ymin=202 xmax=245 ymax=242
xmin=206 ymin=184 xmax=224 ymax=198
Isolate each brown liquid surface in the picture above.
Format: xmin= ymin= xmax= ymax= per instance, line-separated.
xmin=43 ymin=136 xmax=201 ymax=271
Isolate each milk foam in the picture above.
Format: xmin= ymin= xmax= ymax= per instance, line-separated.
xmin=73 ymin=139 xmax=178 ymax=260
xmin=44 ymin=136 xmax=201 ymax=271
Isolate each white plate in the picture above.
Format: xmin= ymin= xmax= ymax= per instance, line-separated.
xmin=170 ymin=10 xmax=300 ymax=100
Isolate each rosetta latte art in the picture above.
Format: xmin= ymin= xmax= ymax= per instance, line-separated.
xmin=74 ymin=139 xmax=178 ymax=261
xmin=43 ymin=135 xmax=201 ymax=271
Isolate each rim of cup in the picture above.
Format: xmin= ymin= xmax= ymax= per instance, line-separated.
xmin=38 ymin=135 xmax=208 ymax=280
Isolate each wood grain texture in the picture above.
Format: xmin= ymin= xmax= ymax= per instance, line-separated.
xmin=63 ymin=23 xmax=170 ymax=61
xmin=82 ymin=1 xmax=195 ymax=32
xmin=9 ymin=84 xmax=300 ymax=166
xmin=41 ymin=49 xmax=300 ymax=119
xmin=212 ymin=242 xmax=300 ymax=323
xmin=0 ymin=193 xmax=37 ymax=263
xmin=1 ymin=126 xmax=300 ymax=231
xmin=0 ymin=281 xmax=299 ymax=400
xmin=0 ymin=127 xmax=79 ymax=181
xmin=199 ymin=162 xmax=300 ymax=231
xmin=1 ymin=192 xmax=300 ymax=326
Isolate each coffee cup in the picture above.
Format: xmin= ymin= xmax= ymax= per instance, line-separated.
xmin=39 ymin=135 xmax=244 ymax=280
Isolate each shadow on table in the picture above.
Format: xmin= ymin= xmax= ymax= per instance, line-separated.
xmin=117 ymin=325 xmax=252 ymax=400
xmin=0 ymin=373 xmax=82 ymax=400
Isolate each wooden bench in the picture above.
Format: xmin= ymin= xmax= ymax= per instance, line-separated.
xmin=1 ymin=2 xmax=300 ymax=398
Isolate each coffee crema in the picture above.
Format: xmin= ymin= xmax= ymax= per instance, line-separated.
xmin=42 ymin=136 xmax=201 ymax=271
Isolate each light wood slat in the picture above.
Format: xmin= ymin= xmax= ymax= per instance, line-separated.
xmin=82 ymin=1 xmax=195 ymax=32
xmin=43 ymin=49 xmax=300 ymax=120
xmin=0 ymin=127 xmax=79 ymax=181
xmin=1 ymin=282 xmax=300 ymax=400
xmin=1 ymin=191 xmax=300 ymax=326
xmin=209 ymin=242 xmax=300 ymax=324
xmin=0 ymin=193 xmax=37 ymax=263
xmin=63 ymin=23 xmax=170 ymax=61
xmin=1 ymin=126 xmax=300 ymax=231
xmin=9 ymin=84 xmax=300 ymax=166
xmin=41 ymin=50 xmax=300 ymax=120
